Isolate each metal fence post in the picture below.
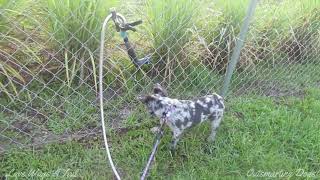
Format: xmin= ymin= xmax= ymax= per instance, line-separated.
xmin=220 ymin=0 xmax=259 ymax=97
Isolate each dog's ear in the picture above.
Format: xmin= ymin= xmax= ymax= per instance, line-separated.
xmin=138 ymin=95 xmax=157 ymax=103
xmin=153 ymin=83 xmax=167 ymax=97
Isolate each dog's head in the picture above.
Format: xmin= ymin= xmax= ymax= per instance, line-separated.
xmin=138 ymin=83 xmax=167 ymax=116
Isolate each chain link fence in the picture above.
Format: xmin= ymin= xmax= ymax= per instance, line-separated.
xmin=1 ymin=0 xmax=319 ymax=156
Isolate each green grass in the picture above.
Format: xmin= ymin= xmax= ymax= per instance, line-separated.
xmin=0 ymin=83 xmax=100 ymax=136
xmin=1 ymin=88 xmax=320 ymax=179
xmin=46 ymin=93 xmax=98 ymax=134
xmin=228 ymin=61 xmax=320 ymax=96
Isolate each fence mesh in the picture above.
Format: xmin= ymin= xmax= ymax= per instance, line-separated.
xmin=1 ymin=0 xmax=319 ymax=158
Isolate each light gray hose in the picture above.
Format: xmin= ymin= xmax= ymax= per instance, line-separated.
xmin=99 ymin=13 xmax=122 ymax=180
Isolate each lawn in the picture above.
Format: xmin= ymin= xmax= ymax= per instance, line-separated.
xmin=1 ymin=88 xmax=319 ymax=179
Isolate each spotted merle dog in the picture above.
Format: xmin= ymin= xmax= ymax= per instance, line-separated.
xmin=139 ymin=83 xmax=225 ymax=150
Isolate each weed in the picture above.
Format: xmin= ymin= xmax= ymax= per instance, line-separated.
xmin=145 ymin=0 xmax=199 ymax=83
xmin=197 ymin=0 xmax=249 ymax=73
xmin=44 ymin=0 xmax=118 ymax=86
xmin=0 ymin=0 xmax=41 ymax=100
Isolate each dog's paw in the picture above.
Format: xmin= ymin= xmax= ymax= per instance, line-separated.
xmin=207 ymin=136 xmax=216 ymax=143
xmin=150 ymin=126 xmax=160 ymax=134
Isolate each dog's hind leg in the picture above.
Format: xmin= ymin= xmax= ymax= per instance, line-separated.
xmin=208 ymin=112 xmax=223 ymax=142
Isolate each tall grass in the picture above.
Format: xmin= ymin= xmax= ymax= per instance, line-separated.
xmin=45 ymin=0 xmax=118 ymax=87
xmin=280 ymin=0 xmax=320 ymax=62
xmin=251 ymin=0 xmax=320 ymax=64
xmin=197 ymin=0 xmax=320 ymax=74
xmin=0 ymin=0 xmax=25 ymax=32
xmin=145 ymin=0 xmax=199 ymax=83
xmin=198 ymin=0 xmax=249 ymax=73
xmin=0 ymin=0 xmax=40 ymax=100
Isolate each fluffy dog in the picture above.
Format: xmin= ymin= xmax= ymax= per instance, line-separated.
xmin=139 ymin=84 xmax=225 ymax=150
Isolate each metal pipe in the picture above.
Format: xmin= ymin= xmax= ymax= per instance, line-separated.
xmin=220 ymin=0 xmax=259 ymax=97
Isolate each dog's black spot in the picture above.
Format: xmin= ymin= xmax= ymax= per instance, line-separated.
xmin=213 ymin=95 xmax=224 ymax=109
xmin=183 ymin=117 xmax=192 ymax=127
xmin=175 ymin=120 xmax=183 ymax=129
xmin=158 ymin=100 xmax=164 ymax=107
xmin=204 ymin=108 xmax=211 ymax=115
xmin=154 ymin=100 xmax=163 ymax=111
xmin=190 ymin=100 xmax=214 ymax=125
xmin=207 ymin=100 xmax=213 ymax=109
xmin=191 ymin=103 xmax=203 ymax=124
xmin=175 ymin=116 xmax=192 ymax=129
xmin=143 ymin=95 xmax=156 ymax=103
xmin=202 ymin=103 xmax=211 ymax=115
xmin=209 ymin=111 xmax=217 ymax=121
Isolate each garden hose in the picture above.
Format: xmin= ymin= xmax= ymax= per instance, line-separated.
xmin=99 ymin=10 xmax=122 ymax=180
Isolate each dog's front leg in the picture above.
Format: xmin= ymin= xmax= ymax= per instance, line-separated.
xmin=150 ymin=118 xmax=166 ymax=134
xmin=170 ymin=129 xmax=182 ymax=151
